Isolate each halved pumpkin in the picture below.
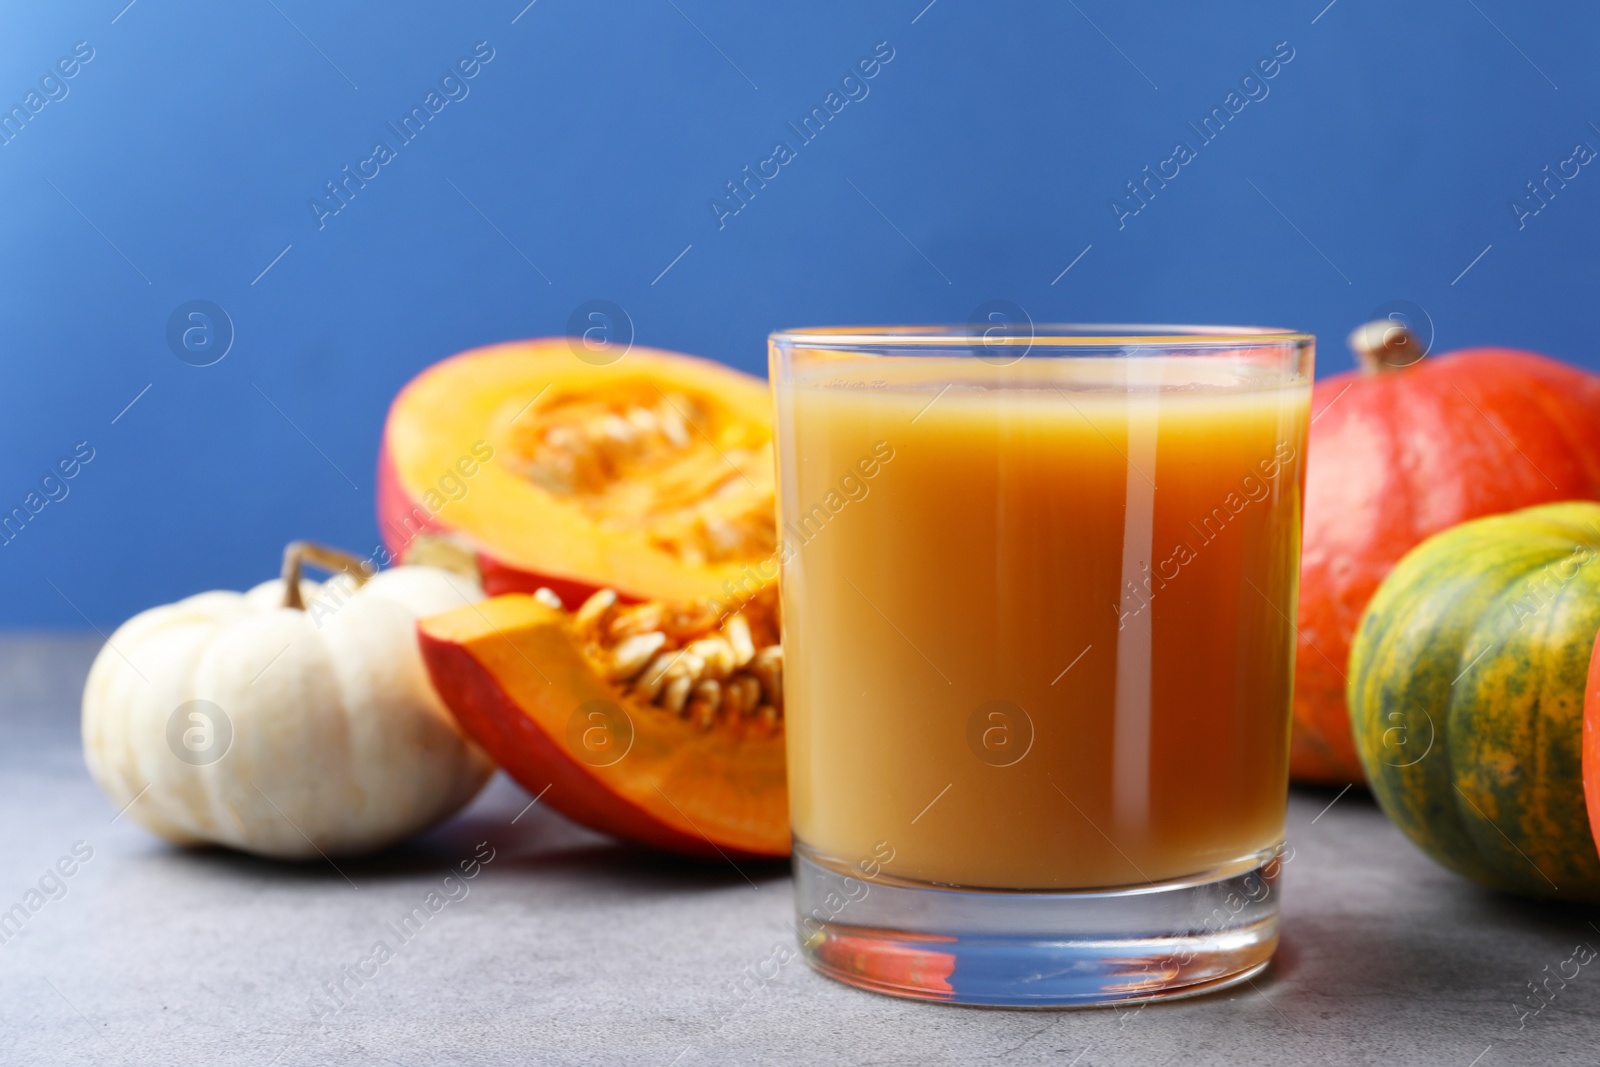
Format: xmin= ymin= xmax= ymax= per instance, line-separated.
xmin=419 ymin=587 xmax=788 ymax=859
xmin=378 ymin=339 xmax=775 ymax=605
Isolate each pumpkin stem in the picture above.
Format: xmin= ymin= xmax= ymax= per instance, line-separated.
xmin=1348 ymin=319 xmax=1425 ymax=373
xmin=281 ymin=541 xmax=373 ymax=610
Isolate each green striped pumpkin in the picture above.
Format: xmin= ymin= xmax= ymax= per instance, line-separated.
xmin=1348 ymin=500 xmax=1600 ymax=901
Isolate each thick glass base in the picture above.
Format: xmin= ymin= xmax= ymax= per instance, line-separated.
xmin=792 ymin=842 xmax=1283 ymax=1008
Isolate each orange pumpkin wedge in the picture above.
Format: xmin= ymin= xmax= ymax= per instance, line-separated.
xmin=378 ymin=339 xmax=776 ymax=606
xmin=419 ymin=589 xmax=789 ymax=859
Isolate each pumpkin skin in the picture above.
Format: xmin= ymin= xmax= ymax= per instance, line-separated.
xmin=1348 ymin=501 xmax=1600 ymax=901
xmin=1296 ymin=348 xmax=1600 ymax=785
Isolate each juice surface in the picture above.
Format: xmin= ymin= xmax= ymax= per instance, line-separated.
xmin=776 ymin=355 xmax=1311 ymax=889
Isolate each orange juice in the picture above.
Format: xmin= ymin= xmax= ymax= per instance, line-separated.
xmin=776 ymin=354 xmax=1311 ymax=890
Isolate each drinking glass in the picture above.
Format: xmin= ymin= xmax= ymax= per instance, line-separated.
xmin=770 ymin=325 xmax=1314 ymax=1006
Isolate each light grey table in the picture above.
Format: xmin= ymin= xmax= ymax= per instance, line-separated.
xmin=2 ymin=635 xmax=1596 ymax=1065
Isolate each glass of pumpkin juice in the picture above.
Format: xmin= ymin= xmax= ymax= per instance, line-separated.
xmin=769 ymin=325 xmax=1314 ymax=1007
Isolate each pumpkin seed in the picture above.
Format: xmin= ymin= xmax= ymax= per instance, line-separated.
xmin=684 ymin=636 xmax=736 ymax=680
xmin=661 ymin=673 xmax=694 ymax=715
xmin=726 ymin=675 xmax=762 ymax=719
xmin=689 ymin=680 xmax=722 ymax=730
xmin=749 ymin=646 xmax=783 ymax=710
xmin=723 ymin=614 xmax=755 ymax=667
xmin=574 ymin=588 xmax=618 ymax=632
xmin=609 ymin=602 xmax=665 ymax=640
xmin=635 ymin=651 xmax=679 ymax=701
xmin=610 ymin=632 xmax=667 ymax=681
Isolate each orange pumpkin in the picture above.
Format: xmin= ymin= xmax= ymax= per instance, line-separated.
xmin=1294 ymin=323 xmax=1600 ymax=784
xmin=389 ymin=340 xmax=789 ymax=858
xmin=420 ymin=589 xmax=788 ymax=859
xmin=377 ymin=339 xmax=775 ymax=607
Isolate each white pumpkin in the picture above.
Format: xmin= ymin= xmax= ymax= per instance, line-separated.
xmin=82 ymin=543 xmax=495 ymax=859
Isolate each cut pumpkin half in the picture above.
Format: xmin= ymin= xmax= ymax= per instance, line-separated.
xmin=379 ymin=339 xmax=776 ymax=606
xmin=419 ymin=586 xmax=788 ymax=859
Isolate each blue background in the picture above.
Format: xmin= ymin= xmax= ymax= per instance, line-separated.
xmin=0 ymin=0 xmax=1591 ymax=626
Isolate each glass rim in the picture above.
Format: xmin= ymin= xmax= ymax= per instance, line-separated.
xmin=769 ymin=324 xmax=1313 ymax=349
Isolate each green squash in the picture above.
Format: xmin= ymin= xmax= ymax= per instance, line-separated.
xmin=1348 ymin=500 xmax=1600 ymax=901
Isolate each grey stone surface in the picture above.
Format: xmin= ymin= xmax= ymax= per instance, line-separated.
xmin=1 ymin=634 xmax=1597 ymax=1065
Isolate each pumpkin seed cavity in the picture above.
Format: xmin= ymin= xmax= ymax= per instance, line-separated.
xmin=559 ymin=584 xmax=783 ymax=734
xmin=496 ymin=384 xmax=776 ymax=568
